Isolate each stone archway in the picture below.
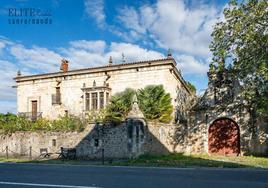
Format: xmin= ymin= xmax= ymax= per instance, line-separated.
xmin=208 ymin=118 xmax=240 ymax=156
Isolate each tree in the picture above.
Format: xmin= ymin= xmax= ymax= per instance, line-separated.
xmin=137 ymin=85 xmax=173 ymax=123
xmin=210 ymin=0 xmax=268 ymax=117
xmin=186 ymin=82 xmax=196 ymax=94
xmin=105 ymin=88 xmax=135 ymax=123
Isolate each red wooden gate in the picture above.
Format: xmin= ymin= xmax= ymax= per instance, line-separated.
xmin=208 ymin=118 xmax=240 ymax=156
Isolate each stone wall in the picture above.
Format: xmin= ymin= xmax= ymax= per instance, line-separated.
xmin=1 ymin=118 xmax=266 ymax=158
xmin=0 ymin=122 xmax=180 ymax=159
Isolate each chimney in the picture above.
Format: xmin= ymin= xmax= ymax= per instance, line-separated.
xmin=60 ymin=59 xmax=69 ymax=73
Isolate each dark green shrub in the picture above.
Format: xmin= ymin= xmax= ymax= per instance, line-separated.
xmin=105 ymin=88 xmax=135 ymax=123
xmin=137 ymin=85 xmax=173 ymax=123
xmin=0 ymin=113 xmax=85 ymax=133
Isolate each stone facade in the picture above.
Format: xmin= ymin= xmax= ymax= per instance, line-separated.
xmin=8 ymin=57 xmax=268 ymax=158
xmin=14 ymin=57 xmax=191 ymax=121
xmin=187 ymin=69 xmax=268 ymax=156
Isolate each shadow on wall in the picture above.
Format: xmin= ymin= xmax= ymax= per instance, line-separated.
xmin=73 ymin=119 xmax=170 ymax=160
xmin=208 ymin=118 xmax=240 ymax=156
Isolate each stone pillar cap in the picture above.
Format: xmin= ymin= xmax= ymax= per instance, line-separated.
xmin=127 ymin=94 xmax=144 ymax=119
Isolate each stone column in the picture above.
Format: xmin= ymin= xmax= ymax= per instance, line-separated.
xmin=104 ymin=91 xmax=106 ymax=108
xmin=97 ymin=92 xmax=100 ymax=110
xmin=83 ymin=92 xmax=86 ymax=111
xmin=89 ymin=92 xmax=92 ymax=111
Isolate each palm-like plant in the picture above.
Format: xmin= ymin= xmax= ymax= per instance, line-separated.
xmin=137 ymin=85 xmax=173 ymax=123
xmin=105 ymin=88 xmax=135 ymax=123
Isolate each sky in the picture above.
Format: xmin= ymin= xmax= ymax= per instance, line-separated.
xmin=0 ymin=0 xmax=229 ymax=113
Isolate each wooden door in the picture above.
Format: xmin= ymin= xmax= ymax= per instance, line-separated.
xmin=208 ymin=118 xmax=240 ymax=156
xmin=31 ymin=100 xmax=37 ymax=121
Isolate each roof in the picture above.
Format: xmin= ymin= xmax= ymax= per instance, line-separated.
xmin=14 ymin=58 xmax=175 ymax=81
xmin=13 ymin=57 xmax=191 ymax=94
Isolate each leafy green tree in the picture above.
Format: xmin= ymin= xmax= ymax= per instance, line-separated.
xmin=210 ymin=0 xmax=268 ymax=117
xmin=186 ymin=82 xmax=196 ymax=94
xmin=137 ymin=85 xmax=173 ymax=123
xmin=105 ymin=88 xmax=135 ymax=123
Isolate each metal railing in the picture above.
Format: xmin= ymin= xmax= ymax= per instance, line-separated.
xmin=52 ymin=94 xmax=61 ymax=105
xmin=18 ymin=112 xmax=42 ymax=121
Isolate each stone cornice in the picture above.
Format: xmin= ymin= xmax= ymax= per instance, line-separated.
xmin=13 ymin=57 xmax=192 ymax=95
xmin=14 ymin=58 xmax=177 ymax=82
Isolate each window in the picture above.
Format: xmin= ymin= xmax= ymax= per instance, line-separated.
xmin=52 ymin=87 xmax=61 ymax=105
xmin=56 ymin=87 xmax=60 ymax=103
xmin=91 ymin=92 xmax=98 ymax=110
xmin=106 ymin=93 xmax=109 ymax=104
xmin=52 ymin=139 xmax=56 ymax=147
xmin=94 ymin=139 xmax=99 ymax=147
xmin=99 ymin=92 xmax=104 ymax=109
xmin=85 ymin=93 xmax=90 ymax=111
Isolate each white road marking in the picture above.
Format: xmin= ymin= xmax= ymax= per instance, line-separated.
xmin=0 ymin=181 xmax=101 ymax=188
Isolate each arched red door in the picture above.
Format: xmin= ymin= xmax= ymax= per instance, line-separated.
xmin=208 ymin=118 xmax=240 ymax=156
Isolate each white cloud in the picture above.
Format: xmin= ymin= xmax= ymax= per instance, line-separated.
xmin=116 ymin=0 xmax=221 ymax=57
xmin=176 ymin=54 xmax=209 ymax=74
xmin=0 ymin=60 xmax=17 ymax=102
xmin=10 ymin=44 xmax=62 ymax=72
xmin=107 ymin=42 xmax=164 ymax=63
xmin=117 ymin=6 xmax=146 ymax=35
xmin=69 ymin=40 xmax=106 ymax=53
xmin=0 ymin=41 xmax=5 ymax=50
xmin=84 ymin=0 xmax=106 ymax=28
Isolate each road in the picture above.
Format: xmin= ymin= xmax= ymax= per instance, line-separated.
xmin=0 ymin=163 xmax=268 ymax=188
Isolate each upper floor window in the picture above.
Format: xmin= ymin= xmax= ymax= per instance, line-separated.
xmin=99 ymin=92 xmax=104 ymax=109
xmin=106 ymin=93 xmax=109 ymax=104
xmin=91 ymin=92 xmax=98 ymax=110
xmin=52 ymin=87 xmax=61 ymax=105
xmin=85 ymin=93 xmax=90 ymax=111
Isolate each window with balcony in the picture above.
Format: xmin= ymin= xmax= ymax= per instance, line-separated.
xmin=81 ymin=84 xmax=111 ymax=111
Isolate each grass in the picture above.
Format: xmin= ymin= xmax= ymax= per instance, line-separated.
xmin=112 ymin=153 xmax=268 ymax=169
xmin=1 ymin=154 xmax=268 ymax=169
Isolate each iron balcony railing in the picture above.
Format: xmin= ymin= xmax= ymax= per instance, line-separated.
xmin=18 ymin=112 xmax=42 ymax=121
xmin=52 ymin=94 xmax=61 ymax=105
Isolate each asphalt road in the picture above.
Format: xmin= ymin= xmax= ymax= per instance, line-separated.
xmin=0 ymin=163 xmax=268 ymax=188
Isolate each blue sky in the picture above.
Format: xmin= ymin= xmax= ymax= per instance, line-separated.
xmin=0 ymin=0 xmax=229 ymax=113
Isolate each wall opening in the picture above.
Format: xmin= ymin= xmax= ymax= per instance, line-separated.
xmin=208 ymin=118 xmax=240 ymax=156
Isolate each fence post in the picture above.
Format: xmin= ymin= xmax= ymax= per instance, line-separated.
xmin=29 ymin=146 xmax=32 ymax=160
xmin=101 ymin=148 xmax=104 ymax=165
xmin=5 ymin=146 xmax=8 ymax=159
